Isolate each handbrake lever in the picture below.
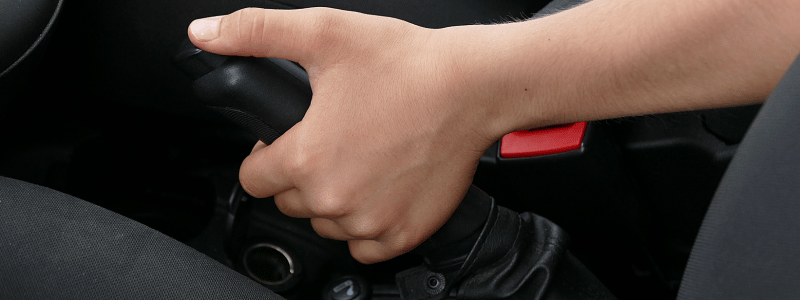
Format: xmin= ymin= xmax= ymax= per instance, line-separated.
xmin=174 ymin=39 xmax=593 ymax=300
xmin=174 ymin=39 xmax=492 ymax=296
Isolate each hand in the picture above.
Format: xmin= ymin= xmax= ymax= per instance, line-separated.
xmin=188 ymin=8 xmax=508 ymax=263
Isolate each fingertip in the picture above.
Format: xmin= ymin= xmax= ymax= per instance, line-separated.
xmin=239 ymin=149 xmax=264 ymax=197
xmin=187 ymin=7 xmax=332 ymax=62
xmin=188 ymin=16 xmax=223 ymax=43
xmin=238 ymin=162 xmax=266 ymax=198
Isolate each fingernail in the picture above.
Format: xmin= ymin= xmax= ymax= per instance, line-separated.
xmin=190 ymin=16 xmax=222 ymax=42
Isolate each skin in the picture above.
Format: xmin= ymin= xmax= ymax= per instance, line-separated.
xmin=188 ymin=0 xmax=800 ymax=264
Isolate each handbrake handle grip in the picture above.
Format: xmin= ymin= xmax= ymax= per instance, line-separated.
xmin=175 ymin=39 xmax=312 ymax=144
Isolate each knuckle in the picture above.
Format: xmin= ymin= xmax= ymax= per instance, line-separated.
xmin=273 ymin=194 xmax=302 ymax=217
xmin=226 ymin=8 xmax=268 ymax=53
xmin=283 ymin=149 xmax=314 ymax=181
xmin=238 ymin=7 xmax=265 ymax=20
xmin=347 ymin=216 xmax=386 ymax=240
xmin=390 ymin=232 xmax=414 ymax=253
xmin=309 ymin=218 xmax=338 ymax=239
xmin=308 ymin=195 xmax=350 ymax=218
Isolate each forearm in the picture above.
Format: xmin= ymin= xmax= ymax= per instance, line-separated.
xmin=446 ymin=0 xmax=800 ymax=135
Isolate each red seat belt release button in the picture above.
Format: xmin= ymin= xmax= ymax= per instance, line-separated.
xmin=499 ymin=122 xmax=588 ymax=158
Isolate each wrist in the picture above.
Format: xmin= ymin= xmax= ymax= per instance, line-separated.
xmin=434 ymin=22 xmax=575 ymax=140
xmin=430 ymin=24 xmax=552 ymax=143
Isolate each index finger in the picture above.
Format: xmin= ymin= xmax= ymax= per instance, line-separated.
xmin=188 ymin=7 xmax=342 ymax=65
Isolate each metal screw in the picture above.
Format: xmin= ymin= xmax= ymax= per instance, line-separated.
xmin=424 ymin=273 xmax=446 ymax=295
xmin=427 ymin=277 xmax=440 ymax=289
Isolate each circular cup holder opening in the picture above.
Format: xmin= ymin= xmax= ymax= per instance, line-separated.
xmin=242 ymin=243 xmax=295 ymax=286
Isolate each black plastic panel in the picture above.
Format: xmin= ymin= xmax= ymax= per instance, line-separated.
xmin=0 ymin=0 xmax=62 ymax=107
xmin=0 ymin=0 xmax=61 ymax=74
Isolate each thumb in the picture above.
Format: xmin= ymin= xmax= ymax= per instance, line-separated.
xmin=188 ymin=7 xmax=343 ymax=64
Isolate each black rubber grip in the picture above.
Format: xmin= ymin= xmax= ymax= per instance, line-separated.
xmin=174 ymin=40 xmax=491 ymax=268
xmin=210 ymin=107 xmax=283 ymax=144
xmin=175 ymin=39 xmax=311 ymax=144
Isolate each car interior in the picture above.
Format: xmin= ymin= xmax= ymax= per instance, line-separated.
xmin=2 ymin=0 xmax=800 ymax=299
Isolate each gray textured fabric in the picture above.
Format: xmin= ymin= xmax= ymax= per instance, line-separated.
xmin=678 ymin=55 xmax=800 ymax=299
xmin=0 ymin=176 xmax=283 ymax=299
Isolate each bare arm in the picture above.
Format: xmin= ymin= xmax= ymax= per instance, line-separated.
xmin=459 ymin=0 xmax=800 ymax=133
xmin=188 ymin=0 xmax=800 ymax=263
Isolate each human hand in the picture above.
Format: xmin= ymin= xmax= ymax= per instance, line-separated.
xmin=188 ymin=7 xmax=512 ymax=263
